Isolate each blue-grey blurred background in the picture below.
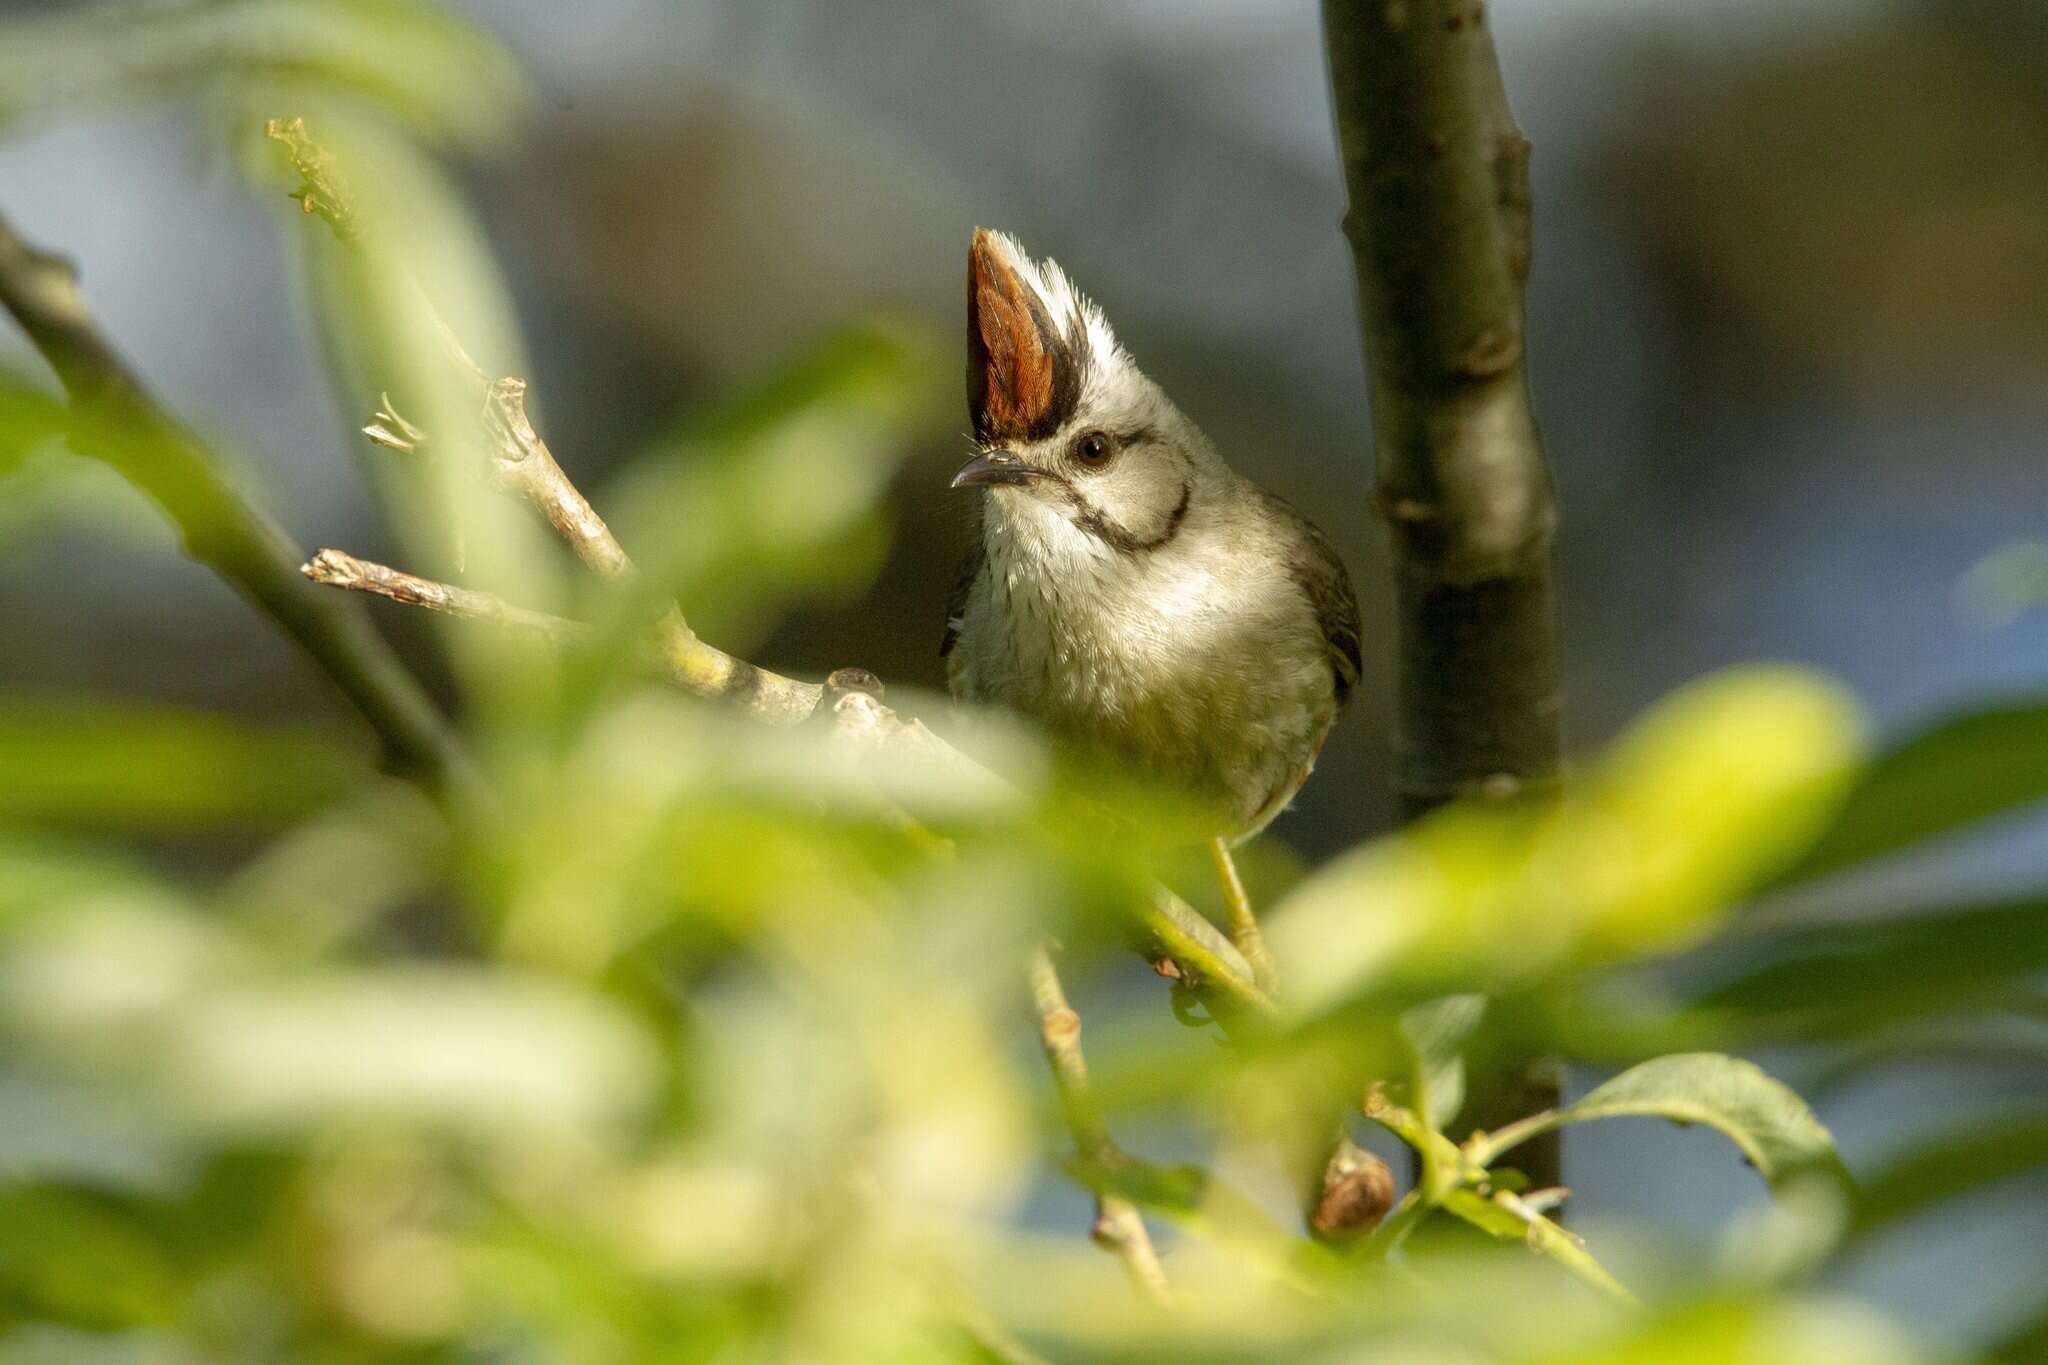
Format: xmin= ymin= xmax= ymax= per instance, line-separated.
xmin=2 ymin=0 xmax=2044 ymax=1351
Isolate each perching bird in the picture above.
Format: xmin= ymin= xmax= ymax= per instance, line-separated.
xmin=944 ymin=229 xmax=1360 ymax=859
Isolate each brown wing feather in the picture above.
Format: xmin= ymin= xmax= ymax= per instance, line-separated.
xmin=1259 ymin=490 xmax=1362 ymax=705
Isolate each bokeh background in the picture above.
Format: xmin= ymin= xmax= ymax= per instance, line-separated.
xmin=2 ymin=0 xmax=2044 ymax=1356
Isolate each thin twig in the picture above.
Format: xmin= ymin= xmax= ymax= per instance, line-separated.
xmin=0 ymin=211 xmax=471 ymax=796
xmin=301 ymin=548 xmax=577 ymax=639
xmin=1027 ymin=945 xmax=1173 ymax=1306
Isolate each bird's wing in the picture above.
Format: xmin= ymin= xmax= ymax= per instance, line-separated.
xmin=1262 ymin=491 xmax=1362 ymax=705
xmin=940 ymin=515 xmax=985 ymax=672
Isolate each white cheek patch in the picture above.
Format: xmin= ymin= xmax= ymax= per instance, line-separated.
xmin=993 ymin=489 xmax=1116 ymax=577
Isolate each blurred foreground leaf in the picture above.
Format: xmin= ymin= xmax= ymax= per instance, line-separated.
xmin=1689 ymin=897 xmax=2048 ymax=1037
xmin=0 ymin=694 xmax=368 ymax=832
xmin=1778 ymin=699 xmax=2048 ymax=884
xmin=0 ymin=0 xmax=528 ymax=147
xmin=1272 ymin=668 xmax=1863 ymax=1019
xmin=1848 ymin=1110 xmax=2048 ymax=1241
xmin=163 ymin=965 xmax=663 ymax=1141
xmin=0 ymin=1186 xmax=182 ymax=1330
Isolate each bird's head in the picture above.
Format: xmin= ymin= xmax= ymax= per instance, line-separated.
xmin=952 ymin=229 xmax=1227 ymax=561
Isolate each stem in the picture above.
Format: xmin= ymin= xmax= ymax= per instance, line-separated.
xmin=0 ymin=212 xmax=472 ymax=798
xmin=1322 ymin=0 xmax=1565 ymax=1189
xmin=1027 ymin=946 xmax=1173 ymax=1305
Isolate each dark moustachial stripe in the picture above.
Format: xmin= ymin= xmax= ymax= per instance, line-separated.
xmin=1064 ymin=480 xmax=1190 ymax=555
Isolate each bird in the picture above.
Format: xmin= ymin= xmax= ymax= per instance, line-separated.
xmin=943 ymin=229 xmax=1360 ymax=976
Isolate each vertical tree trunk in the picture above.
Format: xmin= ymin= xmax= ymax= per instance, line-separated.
xmin=1322 ymin=1 xmax=1565 ymax=1188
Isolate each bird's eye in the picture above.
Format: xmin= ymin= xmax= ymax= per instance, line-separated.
xmin=1071 ymin=429 xmax=1118 ymax=469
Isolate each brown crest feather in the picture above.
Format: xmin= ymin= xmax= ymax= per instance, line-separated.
xmin=967 ymin=230 xmax=1081 ymax=442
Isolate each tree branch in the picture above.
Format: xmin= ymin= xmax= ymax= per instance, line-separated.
xmin=1322 ymin=0 xmax=1560 ymax=815
xmin=0 ymin=211 xmax=472 ymax=797
xmin=1322 ymin=0 xmax=1565 ymax=1188
xmin=1027 ymin=945 xmax=1173 ymax=1305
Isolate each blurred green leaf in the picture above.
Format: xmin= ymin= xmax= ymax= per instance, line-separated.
xmin=0 ymin=1185 xmax=183 ymax=1329
xmin=0 ymin=831 xmax=163 ymax=923
xmin=1688 ymin=897 xmax=2048 ymax=1036
xmin=1471 ymin=1054 xmax=1840 ymax=1189
xmin=1848 ymin=1110 xmax=2048 ymax=1241
xmin=1439 ymin=1188 xmax=1635 ymax=1305
xmin=1272 ymin=668 xmax=1863 ymax=1019
xmin=165 ymin=965 xmax=662 ymax=1141
xmin=1531 ymin=1297 xmax=1926 ymax=1365
xmin=0 ymin=374 xmax=66 ymax=480
xmin=1960 ymin=539 xmax=2048 ymax=626
xmin=0 ymin=0 xmax=528 ymax=147
xmin=0 ymin=694 xmax=369 ymax=832
xmin=1987 ymin=1303 xmax=2048 ymax=1365
xmin=598 ymin=321 xmax=947 ymax=655
xmin=1777 ymin=699 xmax=2048 ymax=884
xmin=1402 ymin=994 xmax=1487 ymax=1133
xmin=1562 ymin=667 xmax=1863 ymax=958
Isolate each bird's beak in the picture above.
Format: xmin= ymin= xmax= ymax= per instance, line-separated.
xmin=950 ymin=449 xmax=1040 ymax=490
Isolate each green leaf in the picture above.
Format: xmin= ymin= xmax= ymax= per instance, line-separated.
xmin=1270 ymin=667 xmax=1863 ymax=1017
xmin=1439 ymin=1188 xmax=1636 ymax=1304
xmin=0 ymin=0 xmax=529 ymax=147
xmin=1401 ymin=994 xmax=1486 ymax=1133
xmin=165 ymin=965 xmax=662 ymax=1140
xmin=1470 ymin=1053 xmax=1840 ymax=1189
xmin=1776 ymin=699 xmax=2048 ymax=884
xmin=0 ymin=831 xmax=164 ymax=925
xmin=0 ymin=1186 xmax=183 ymax=1329
xmin=1688 ymin=897 xmax=2048 ymax=1034
xmin=0 ymin=374 xmax=66 ymax=479
xmin=0 ymin=695 xmax=369 ymax=832
xmin=1849 ymin=1110 xmax=2048 ymax=1241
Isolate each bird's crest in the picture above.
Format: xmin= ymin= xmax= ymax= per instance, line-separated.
xmin=966 ymin=229 xmax=1122 ymax=443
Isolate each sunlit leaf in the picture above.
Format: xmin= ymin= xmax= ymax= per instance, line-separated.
xmin=0 ymin=831 xmax=164 ymax=925
xmin=165 ymin=965 xmax=662 ymax=1141
xmin=0 ymin=694 xmax=369 ymax=832
xmin=1533 ymin=1297 xmax=1927 ymax=1365
xmin=0 ymin=0 xmax=529 ymax=147
xmin=1471 ymin=1054 xmax=1841 ymax=1190
xmin=1559 ymin=667 xmax=1864 ymax=958
xmin=1776 ymin=699 xmax=2048 ymax=884
xmin=1271 ymin=668 xmax=1863 ymax=1018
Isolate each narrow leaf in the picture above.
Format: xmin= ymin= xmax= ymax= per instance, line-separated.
xmin=1776 ymin=699 xmax=2048 ymax=884
xmin=0 ymin=695 xmax=369 ymax=832
xmin=1849 ymin=1111 xmax=2048 ymax=1241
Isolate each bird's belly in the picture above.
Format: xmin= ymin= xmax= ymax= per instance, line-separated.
xmin=955 ymin=574 xmax=1330 ymax=834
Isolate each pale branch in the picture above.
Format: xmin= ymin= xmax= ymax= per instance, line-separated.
xmin=1322 ymin=0 xmax=1565 ymax=1190
xmin=1028 ymin=945 xmax=1173 ymax=1306
xmin=302 ymin=547 xmax=576 ymax=639
xmin=0 ymin=211 xmax=472 ymax=797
